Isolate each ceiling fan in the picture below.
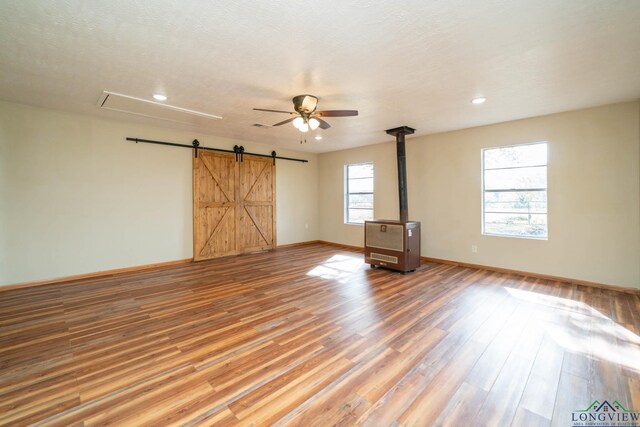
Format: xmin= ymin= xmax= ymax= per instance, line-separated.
xmin=253 ymin=95 xmax=358 ymax=132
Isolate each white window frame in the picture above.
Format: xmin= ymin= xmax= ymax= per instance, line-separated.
xmin=345 ymin=162 xmax=374 ymax=225
xmin=481 ymin=141 xmax=548 ymax=240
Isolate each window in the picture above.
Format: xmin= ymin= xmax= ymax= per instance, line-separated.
xmin=482 ymin=142 xmax=548 ymax=239
xmin=345 ymin=162 xmax=374 ymax=224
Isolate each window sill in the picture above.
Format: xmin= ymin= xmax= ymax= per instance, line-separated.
xmin=482 ymin=232 xmax=548 ymax=241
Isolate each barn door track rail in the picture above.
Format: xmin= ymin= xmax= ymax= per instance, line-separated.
xmin=126 ymin=137 xmax=308 ymax=164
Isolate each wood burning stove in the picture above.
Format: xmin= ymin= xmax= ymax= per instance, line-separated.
xmin=364 ymin=126 xmax=421 ymax=273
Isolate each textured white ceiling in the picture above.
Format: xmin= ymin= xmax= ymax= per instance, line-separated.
xmin=1 ymin=0 xmax=639 ymax=153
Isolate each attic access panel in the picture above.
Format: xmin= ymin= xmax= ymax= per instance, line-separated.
xmin=98 ymin=91 xmax=222 ymax=126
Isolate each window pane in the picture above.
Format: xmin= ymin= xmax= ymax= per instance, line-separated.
xmin=484 ymin=166 xmax=546 ymax=190
xmin=484 ymin=143 xmax=547 ymax=169
xmin=348 ymin=177 xmax=374 ymax=193
xmin=482 ymin=142 xmax=547 ymax=239
xmin=484 ymin=190 xmax=547 ymax=214
xmin=348 ymin=193 xmax=373 ymax=209
xmin=484 ymin=212 xmax=548 ymax=238
xmin=348 ymin=208 xmax=373 ymax=224
xmin=348 ymin=163 xmax=374 ymax=179
xmin=345 ymin=162 xmax=374 ymax=224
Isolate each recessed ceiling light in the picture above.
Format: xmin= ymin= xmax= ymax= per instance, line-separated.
xmin=315 ymin=135 xmax=322 ymax=140
xmin=153 ymin=94 xmax=167 ymax=101
xmin=471 ymin=97 xmax=486 ymax=105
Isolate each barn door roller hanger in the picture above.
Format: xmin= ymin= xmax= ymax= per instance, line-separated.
xmin=126 ymin=137 xmax=308 ymax=164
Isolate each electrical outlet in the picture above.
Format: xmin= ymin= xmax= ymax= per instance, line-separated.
xmin=471 ymin=245 xmax=478 ymax=253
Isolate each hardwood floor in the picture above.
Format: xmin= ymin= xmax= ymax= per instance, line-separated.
xmin=1 ymin=243 xmax=639 ymax=426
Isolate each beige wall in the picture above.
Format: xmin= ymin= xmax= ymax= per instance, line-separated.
xmin=2 ymin=100 xmax=638 ymax=289
xmin=0 ymin=101 xmax=318 ymax=285
xmin=319 ymin=101 xmax=640 ymax=289
xmin=319 ymin=142 xmax=398 ymax=245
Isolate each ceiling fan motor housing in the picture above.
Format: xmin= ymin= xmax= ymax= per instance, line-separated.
xmin=293 ymin=94 xmax=318 ymax=114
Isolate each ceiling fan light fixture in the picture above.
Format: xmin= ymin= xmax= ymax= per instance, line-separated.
xmin=292 ymin=116 xmax=304 ymax=129
xmin=299 ymin=122 xmax=309 ymax=132
xmin=308 ymin=118 xmax=320 ymax=130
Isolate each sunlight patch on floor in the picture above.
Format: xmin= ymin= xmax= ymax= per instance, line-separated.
xmin=306 ymin=254 xmax=366 ymax=284
xmin=505 ymin=287 xmax=640 ymax=373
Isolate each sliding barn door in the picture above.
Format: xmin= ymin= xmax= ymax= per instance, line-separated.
xmin=239 ymin=156 xmax=276 ymax=252
xmin=193 ymin=152 xmax=238 ymax=260
xmin=193 ymin=152 xmax=275 ymax=261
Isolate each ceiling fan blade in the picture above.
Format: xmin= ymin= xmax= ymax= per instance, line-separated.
xmin=272 ymin=117 xmax=296 ymax=126
xmin=315 ymin=110 xmax=358 ymax=117
xmin=316 ymin=118 xmax=331 ymax=129
xmin=253 ymin=108 xmax=295 ymax=114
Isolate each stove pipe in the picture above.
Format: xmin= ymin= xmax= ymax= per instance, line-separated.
xmin=385 ymin=126 xmax=416 ymax=223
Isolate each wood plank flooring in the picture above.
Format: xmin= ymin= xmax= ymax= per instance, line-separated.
xmin=1 ymin=243 xmax=639 ymax=426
